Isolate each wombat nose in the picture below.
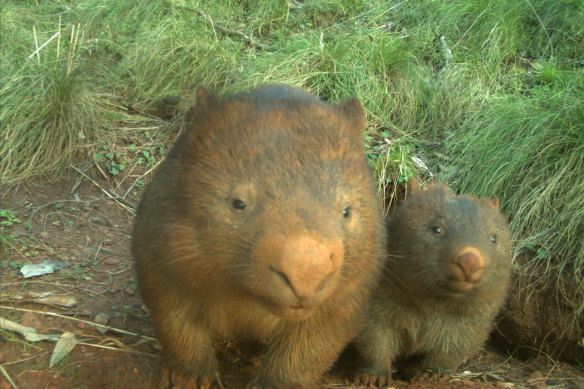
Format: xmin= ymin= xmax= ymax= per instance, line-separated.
xmin=273 ymin=236 xmax=342 ymax=300
xmin=453 ymin=247 xmax=485 ymax=283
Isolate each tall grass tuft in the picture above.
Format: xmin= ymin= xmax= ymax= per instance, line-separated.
xmin=1 ymin=11 xmax=100 ymax=185
xmin=446 ymin=75 xmax=584 ymax=320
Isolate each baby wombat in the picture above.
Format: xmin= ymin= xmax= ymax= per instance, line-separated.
xmin=131 ymin=84 xmax=386 ymax=389
xmin=355 ymin=182 xmax=511 ymax=386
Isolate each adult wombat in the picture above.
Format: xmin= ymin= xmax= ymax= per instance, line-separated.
xmin=131 ymin=84 xmax=386 ymax=389
xmin=355 ymin=182 xmax=511 ymax=386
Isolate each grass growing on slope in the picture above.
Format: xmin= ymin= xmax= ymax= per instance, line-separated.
xmin=1 ymin=0 xmax=496 ymax=186
xmin=388 ymin=0 xmax=584 ymax=83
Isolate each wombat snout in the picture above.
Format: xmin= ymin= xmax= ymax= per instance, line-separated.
xmin=447 ymin=246 xmax=486 ymax=292
xmin=256 ymin=234 xmax=344 ymax=307
xmin=273 ymin=236 xmax=343 ymax=299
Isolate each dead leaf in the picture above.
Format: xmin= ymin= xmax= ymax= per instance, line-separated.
xmin=50 ymin=332 xmax=79 ymax=368
xmin=20 ymin=260 xmax=69 ymax=278
xmin=34 ymin=294 xmax=78 ymax=308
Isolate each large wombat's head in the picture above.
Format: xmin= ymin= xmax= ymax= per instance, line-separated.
xmin=159 ymin=84 xmax=384 ymax=321
xmin=386 ymin=184 xmax=511 ymax=298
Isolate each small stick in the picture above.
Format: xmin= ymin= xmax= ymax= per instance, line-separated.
xmin=72 ymin=166 xmax=135 ymax=214
xmin=179 ymin=6 xmax=271 ymax=51
xmin=122 ymin=159 xmax=161 ymax=199
xmin=485 ymin=371 xmax=506 ymax=382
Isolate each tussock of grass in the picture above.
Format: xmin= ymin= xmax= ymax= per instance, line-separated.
xmin=0 ymin=14 xmax=100 ymax=185
xmin=446 ymin=78 xmax=584 ymax=320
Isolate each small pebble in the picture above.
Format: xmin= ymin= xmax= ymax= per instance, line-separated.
xmin=104 ymin=257 xmax=120 ymax=265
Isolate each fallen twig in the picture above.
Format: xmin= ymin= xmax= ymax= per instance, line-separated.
xmin=485 ymin=371 xmax=506 ymax=382
xmin=0 ymin=305 xmax=155 ymax=341
xmin=179 ymin=6 xmax=271 ymax=51
xmin=72 ymin=166 xmax=136 ymax=214
xmin=122 ymin=159 xmax=161 ymax=199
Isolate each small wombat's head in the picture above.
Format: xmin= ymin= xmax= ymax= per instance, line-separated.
xmin=163 ymin=85 xmax=384 ymax=321
xmin=386 ymin=183 xmax=511 ymax=298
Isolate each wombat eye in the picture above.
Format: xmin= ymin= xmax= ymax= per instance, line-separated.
xmin=490 ymin=235 xmax=497 ymax=243
xmin=232 ymin=198 xmax=246 ymax=210
xmin=431 ymin=226 xmax=442 ymax=234
xmin=342 ymin=206 xmax=351 ymax=218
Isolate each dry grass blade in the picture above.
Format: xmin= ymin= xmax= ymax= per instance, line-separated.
xmin=72 ymin=166 xmax=136 ymax=214
xmin=0 ymin=364 xmax=19 ymax=389
xmin=0 ymin=306 xmax=155 ymax=341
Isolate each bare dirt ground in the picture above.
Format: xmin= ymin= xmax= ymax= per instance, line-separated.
xmin=1 ymin=170 xmax=583 ymax=389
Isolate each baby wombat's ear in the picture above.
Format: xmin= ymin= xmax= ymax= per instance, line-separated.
xmin=485 ymin=195 xmax=500 ymax=210
xmin=338 ymin=97 xmax=365 ymax=134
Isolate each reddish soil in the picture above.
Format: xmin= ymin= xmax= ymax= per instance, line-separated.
xmin=1 ymin=172 xmax=583 ymax=389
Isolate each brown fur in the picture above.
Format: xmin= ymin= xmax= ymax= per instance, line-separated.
xmin=355 ymin=183 xmax=511 ymax=386
xmin=131 ymin=84 xmax=386 ymax=389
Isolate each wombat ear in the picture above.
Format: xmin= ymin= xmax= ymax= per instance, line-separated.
xmin=338 ymin=97 xmax=365 ymax=133
xmin=187 ymin=87 xmax=219 ymax=122
xmin=194 ymin=86 xmax=219 ymax=109
xmin=486 ymin=195 xmax=500 ymax=210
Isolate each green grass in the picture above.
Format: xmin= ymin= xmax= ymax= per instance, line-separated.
xmin=0 ymin=3 xmax=100 ymax=185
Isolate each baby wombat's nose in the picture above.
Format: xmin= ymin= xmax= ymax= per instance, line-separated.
xmin=273 ymin=236 xmax=343 ymax=300
xmin=453 ymin=247 xmax=485 ymax=283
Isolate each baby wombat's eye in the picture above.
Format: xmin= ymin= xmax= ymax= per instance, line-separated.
xmin=431 ymin=226 xmax=443 ymax=234
xmin=490 ymin=235 xmax=497 ymax=243
xmin=342 ymin=206 xmax=351 ymax=218
xmin=232 ymin=198 xmax=246 ymax=211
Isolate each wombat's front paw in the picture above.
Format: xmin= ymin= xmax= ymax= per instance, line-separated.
xmin=160 ymin=365 xmax=222 ymax=389
xmin=354 ymin=369 xmax=392 ymax=388
xmin=410 ymin=371 xmax=450 ymax=383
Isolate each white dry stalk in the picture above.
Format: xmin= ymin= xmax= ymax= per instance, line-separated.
xmin=67 ymin=24 xmax=82 ymax=76
xmin=56 ymin=16 xmax=62 ymax=60
xmin=29 ymin=30 xmax=61 ymax=60
xmin=32 ymin=25 xmax=38 ymax=63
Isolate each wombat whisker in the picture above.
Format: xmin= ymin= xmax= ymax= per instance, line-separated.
xmin=380 ymin=269 xmax=412 ymax=294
